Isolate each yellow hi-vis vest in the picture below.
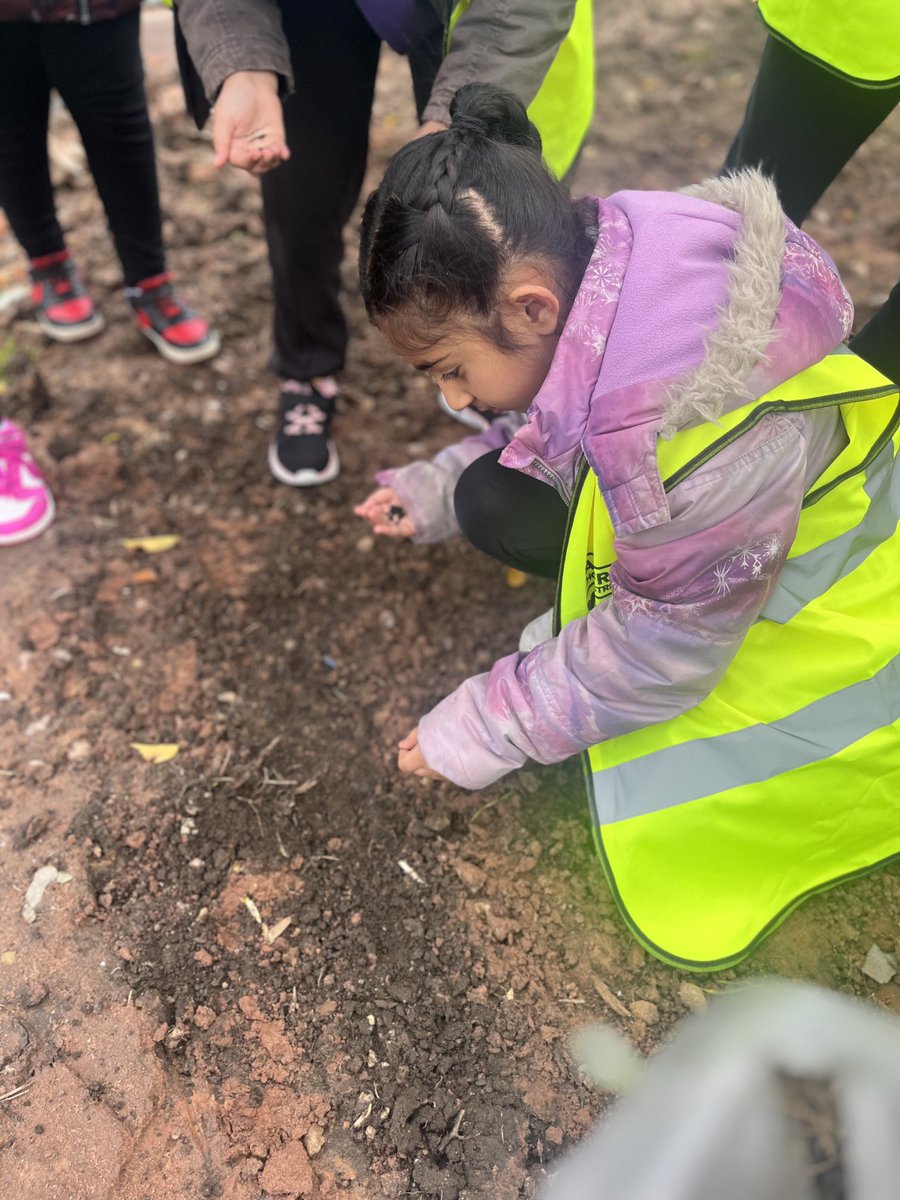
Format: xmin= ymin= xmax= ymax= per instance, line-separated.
xmin=446 ymin=0 xmax=594 ymax=178
xmin=557 ymin=351 xmax=900 ymax=971
xmin=758 ymin=0 xmax=900 ymax=87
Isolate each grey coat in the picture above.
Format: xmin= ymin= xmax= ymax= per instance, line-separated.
xmin=174 ymin=0 xmax=578 ymax=126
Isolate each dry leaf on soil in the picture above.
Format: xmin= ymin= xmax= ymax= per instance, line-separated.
xmin=121 ymin=535 xmax=181 ymax=554
xmin=130 ymin=742 xmax=180 ymax=764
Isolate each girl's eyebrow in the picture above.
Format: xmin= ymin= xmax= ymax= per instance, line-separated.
xmin=414 ymin=356 xmax=446 ymax=372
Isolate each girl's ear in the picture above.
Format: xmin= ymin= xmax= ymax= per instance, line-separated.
xmin=507 ymin=281 xmax=561 ymax=335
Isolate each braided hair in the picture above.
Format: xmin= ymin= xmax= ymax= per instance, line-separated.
xmin=359 ymin=83 xmax=594 ymax=352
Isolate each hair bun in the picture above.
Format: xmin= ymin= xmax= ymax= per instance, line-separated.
xmin=449 ymin=83 xmax=542 ymax=154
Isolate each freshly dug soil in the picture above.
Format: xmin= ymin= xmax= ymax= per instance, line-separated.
xmin=1 ymin=5 xmax=898 ymax=1198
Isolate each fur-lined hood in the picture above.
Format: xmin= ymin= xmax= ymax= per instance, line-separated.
xmin=501 ymin=170 xmax=853 ymax=533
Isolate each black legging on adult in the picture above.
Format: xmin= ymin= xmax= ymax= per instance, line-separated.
xmin=0 ymin=10 xmax=165 ymax=286
xmin=260 ymin=0 xmax=443 ymax=382
xmin=725 ymin=34 xmax=900 ymax=383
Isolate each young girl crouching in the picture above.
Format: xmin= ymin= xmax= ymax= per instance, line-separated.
xmin=354 ymin=83 xmax=900 ymax=966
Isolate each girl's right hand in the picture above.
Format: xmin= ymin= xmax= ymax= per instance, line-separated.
xmin=354 ymin=487 xmax=417 ymax=538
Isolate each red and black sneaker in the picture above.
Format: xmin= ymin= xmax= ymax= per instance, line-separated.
xmin=126 ymin=272 xmax=220 ymax=365
xmin=29 ymin=250 xmax=105 ymax=342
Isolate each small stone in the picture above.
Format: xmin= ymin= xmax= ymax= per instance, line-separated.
xmin=454 ymin=860 xmax=486 ymax=893
xmin=67 ymin=738 xmax=93 ymax=764
xmin=193 ymin=1006 xmax=217 ymax=1030
xmin=630 ymin=1000 xmax=659 ymax=1025
xmin=862 ymin=943 xmax=897 ymax=985
xmin=304 ymin=1126 xmax=325 ymax=1157
xmin=678 ymin=981 xmax=709 ymax=1013
xmin=18 ymin=982 xmax=49 ymax=1009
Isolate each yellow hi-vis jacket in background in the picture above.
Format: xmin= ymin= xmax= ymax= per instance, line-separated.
xmin=758 ymin=0 xmax=900 ymax=87
xmin=557 ymin=350 xmax=900 ymax=970
xmin=447 ymin=0 xmax=594 ymax=178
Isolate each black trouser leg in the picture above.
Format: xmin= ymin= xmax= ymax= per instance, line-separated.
xmin=724 ymin=35 xmax=900 ymax=225
xmin=262 ymin=0 xmax=381 ymax=381
xmin=407 ymin=13 xmax=444 ymax=121
xmin=41 ymin=11 xmax=165 ymax=286
xmin=724 ymin=35 xmax=900 ymax=382
xmin=850 ymin=282 xmax=900 ymax=383
xmin=454 ymin=449 xmax=569 ymax=580
xmin=0 ymin=25 xmax=64 ymax=260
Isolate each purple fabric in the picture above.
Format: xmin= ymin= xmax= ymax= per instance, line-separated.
xmin=353 ymin=0 xmax=435 ymax=53
xmin=407 ymin=186 xmax=854 ymax=790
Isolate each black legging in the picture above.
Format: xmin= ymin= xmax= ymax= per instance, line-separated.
xmin=0 ymin=11 xmax=165 ymax=286
xmin=454 ymin=448 xmax=569 ymax=580
xmin=725 ymin=34 xmax=900 ymax=382
xmin=261 ymin=0 xmax=443 ymax=382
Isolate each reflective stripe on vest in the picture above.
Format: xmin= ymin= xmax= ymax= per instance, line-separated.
xmin=446 ymin=0 xmax=594 ymax=178
xmin=758 ymin=0 xmax=900 ymax=87
xmin=556 ymin=353 xmax=900 ymax=969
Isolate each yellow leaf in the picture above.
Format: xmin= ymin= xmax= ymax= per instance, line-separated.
xmin=505 ymin=568 xmax=528 ymax=589
xmin=242 ymin=896 xmax=263 ymax=926
xmin=1 ymin=950 xmax=16 ymax=965
xmin=121 ymin=535 xmax=181 ymax=554
xmin=130 ymin=742 xmax=180 ymax=764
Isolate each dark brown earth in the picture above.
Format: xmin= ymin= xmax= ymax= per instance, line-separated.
xmin=1 ymin=4 xmax=899 ymax=1198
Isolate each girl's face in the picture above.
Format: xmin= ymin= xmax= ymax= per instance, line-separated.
xmin=386 ymin=269 xmax=563 ymax=417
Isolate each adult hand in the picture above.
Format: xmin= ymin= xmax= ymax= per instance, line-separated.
xmin=354 ymin=486 xmax=417 ymax=538
xmin=398 ymin=727 xmax=447 ymax=781
xmin=212 ymin=71 xmax=290 ymax=175
xmin=412 ymin=119 xmax=449 ymax=140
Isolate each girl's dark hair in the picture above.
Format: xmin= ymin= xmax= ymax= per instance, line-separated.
xmin=359 ymin=82 xmax=594 ymax=351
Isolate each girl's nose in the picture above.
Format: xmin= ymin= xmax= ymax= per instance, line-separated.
xmin=442 ymin=382 xmax=474 ymax=411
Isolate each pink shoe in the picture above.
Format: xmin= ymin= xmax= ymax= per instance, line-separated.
xmin=0 ymin=420 xmax=56 ymax=546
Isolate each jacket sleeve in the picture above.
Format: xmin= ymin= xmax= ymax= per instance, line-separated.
xmin=417 ymin=409 xmax=830 ymax=789
xmin=421 ymin=0 xmax=578 ymax=126
xmin=175 ymin=0 xmax=293 ymax=104
xmin=376 ymin=414 xmax=524 ymax=544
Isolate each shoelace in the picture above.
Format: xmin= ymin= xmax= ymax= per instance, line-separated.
xmin=134 ymin=282 xmax=187 ymax=324
xmin=32 ymin=262 xmax=77 ymax=299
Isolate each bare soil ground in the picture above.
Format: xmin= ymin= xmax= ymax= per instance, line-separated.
xmin=1 ymin=5 xmax=899 ymax=1198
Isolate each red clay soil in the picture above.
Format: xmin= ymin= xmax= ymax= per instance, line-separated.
xmin=1 ymin=4 xmax=899 ymax=1198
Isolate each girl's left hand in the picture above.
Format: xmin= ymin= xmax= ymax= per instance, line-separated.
xmin=398 ymin=727 xmax=447 ymax=781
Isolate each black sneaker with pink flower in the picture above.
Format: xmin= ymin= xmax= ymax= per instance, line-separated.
xmin=268 ymin=381 xmax=340 ymax=487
